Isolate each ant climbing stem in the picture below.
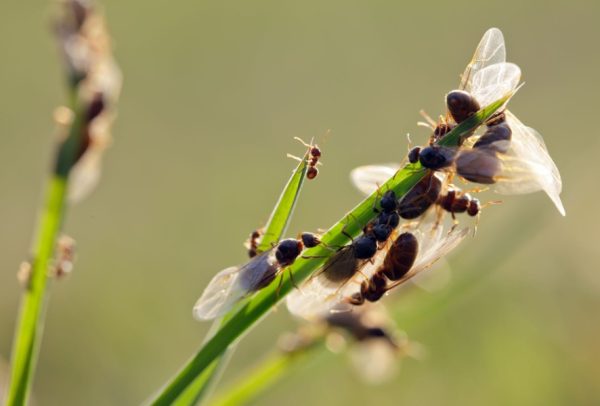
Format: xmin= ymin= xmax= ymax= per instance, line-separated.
xmin=287 ymin=136 xmax=323 ymax=180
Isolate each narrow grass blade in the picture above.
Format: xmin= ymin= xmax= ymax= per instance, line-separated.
xmin=149 ymin=95 xmax=511 ymax=406
xmin=256 ymin=147 xmax=311 ymax=252
xmin=173 ymin=148 xmax=312 ymax=405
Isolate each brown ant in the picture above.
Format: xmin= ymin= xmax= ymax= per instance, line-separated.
xmin=288 ymin=137 xmax=322 ymax=180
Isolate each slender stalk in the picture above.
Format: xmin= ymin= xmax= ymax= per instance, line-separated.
xmin=6 ymin=82 xmax=86 ymax=406
xmin=5 ymin=176 xmax=68 ymax=405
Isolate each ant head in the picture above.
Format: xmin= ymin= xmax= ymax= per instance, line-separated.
xmin=300 ymin=232 xmax=320 ymax=248
xmin=380 ymin=190 xmax=398 ymax=212
xmin=408 ymin=146 xmax=421 ymax=164
xmin=275 ymin=239 xmax=303 ymax=266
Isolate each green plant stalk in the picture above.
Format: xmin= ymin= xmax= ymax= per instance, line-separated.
xmin=172 ymin=152 xmax=312 ymax=405
xmin=5 ymin=177 xmax=67 ymax=406
xmin=6 ymin=98 xmax=85 ymax=405
xmin=149 ymin=95 xmax=511 ymax=406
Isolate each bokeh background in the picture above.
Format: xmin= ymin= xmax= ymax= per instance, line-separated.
xmin=1 ymin=1 xmax=599 ymax=405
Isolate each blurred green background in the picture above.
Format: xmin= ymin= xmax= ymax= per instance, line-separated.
xmin=1 ymin=0 xmax=599 ymax=405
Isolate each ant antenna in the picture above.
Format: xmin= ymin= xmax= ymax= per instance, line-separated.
xmin=419 ymin=109 xmax=437 ymax=128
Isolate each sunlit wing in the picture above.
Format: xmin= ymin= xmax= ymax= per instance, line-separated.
xmin=469 ymin=62 xmax=521 ymax=108
xmin=410 ymin=257 xmax=452 ymax=292
xmin=193 ymin=266 xmax=243 ymax=321
xmin=385 ymin=225 xmax=469 ymax=291
xmin=193 ymin=251 xmax=277 ymax=321
xmin=350 ymin=164 xmax=399 ymax=195
xmin=286 ymin=238 xmax=393 ymax=320
xmin=350 ymin=165 xmax=448 ymax=200
xmin=460 ymin=28 xmax=506 ymax=91
xmin=492 ymin=111 xmax=565 ymax=215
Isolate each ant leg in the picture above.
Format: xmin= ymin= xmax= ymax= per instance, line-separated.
xmin=287 ymin=153 xmax=304 ymax=163
xmin=419 ymin=109 xmax=436 ymax=129
xmin=288 ymin=270 xmax=300 ymax=291
xmin=275 ymin=273 xmax=285 ymax=298
xmin=341 ymin=214 xmax=360 ymax=242
xmin=482 ymin=200 xmax=503 ymax=209
xmin=463 ymin=186 xmax=489 ymax=194
xmin=301 ymin=254 xmax=329 ymax=259
xmin=293 ymin=136 xmax=311 ymax=148
xmin=371 ymin=186 xmax=386 ymax=214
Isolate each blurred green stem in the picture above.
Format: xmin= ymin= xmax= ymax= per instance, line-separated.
xmin=6 ymin=176 xmax=67 ymax=405
xmin=6 ymin=94 xmax=85 ymax=405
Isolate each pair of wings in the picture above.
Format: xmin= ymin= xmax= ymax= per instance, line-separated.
xmin=193 ymin=250 xmax=278 ymax=320
xmin=286 ymin=224 xmax=469 ymax=320
xmin=461 ymin=29 xmax=564 ymax=214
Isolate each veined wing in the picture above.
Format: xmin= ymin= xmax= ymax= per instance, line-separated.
xmin=469 ymin=62 xmax=521 ymax=108
xmin=460 ymin=28 xmax=506 ymax=91
xmin=492 ymin=111 xmax=565 ymax=215
xmin=385 ymin=225 xmax=469 ymax=291
xmin=193 ymin=251 xmax=278 ymax=321
xmin=350 ymin=164 xmax=399 ymax=195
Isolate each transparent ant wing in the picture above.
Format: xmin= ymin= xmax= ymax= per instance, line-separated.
xmin=350 ymin=165 xmax=448 ymax=202
xmin=490 ymin=111 xmax=565 ymax=215
xmin=350 ymin=164 xmax=399 ymax=195
xmin=193 ymin=251 xmax=278 ymax=321
xmin=460 ymin=28 xmax=506 ymax=91
xmin=385 ymin=225 xmax=469 ymax=292
xmin=469 ymin=62 xmax=521 ymax=108
xmin=456 ymin=111 xmax=564 ymax=215
xmin=193 ymin=266 xmax=242 ymax=321
xmin=410 ymin=257 xmax=452 ymax=292
xmin=286 ymin=238 xmax=393 ymax=320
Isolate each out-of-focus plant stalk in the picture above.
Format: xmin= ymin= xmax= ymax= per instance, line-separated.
xmin=6 ymin=165 xmax=72 ymax=406
xmin=5 ymin=1 xmax=120 ymax=404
